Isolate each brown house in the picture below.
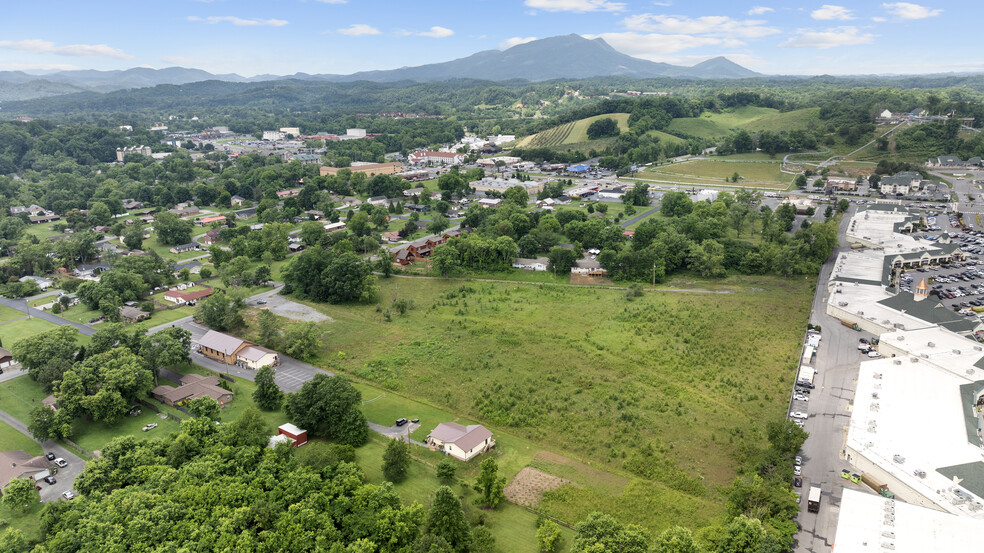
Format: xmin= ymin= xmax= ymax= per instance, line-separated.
xmin=119 ymin=305 xmax=150 ymax=323
xmin=196 ymin=329 xmax=249 ymax=364
xmin=151 ymin=373 xmax=233 ymax=406
xmin=393 ymin=229 xmax=461 ymax=265
xmin=0 ymin=450 xmax=51 ymax=488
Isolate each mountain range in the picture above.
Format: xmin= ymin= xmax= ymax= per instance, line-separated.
xmin=0 ymin=35 xmax=759 ymax=102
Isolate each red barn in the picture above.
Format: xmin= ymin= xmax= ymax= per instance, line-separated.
xmin=278 ymin=423 xmax=308 ymax=447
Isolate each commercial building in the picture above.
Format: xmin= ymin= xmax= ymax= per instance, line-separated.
xmin=471 ymin=177 xmax=544 ymax=194
xmin=319 ymin=162 xmax=402 ymax=177
xmin=194 ymin=329 xmax=279 ymax=369
xmin=407 ymin=150 xmax=465 ymax=166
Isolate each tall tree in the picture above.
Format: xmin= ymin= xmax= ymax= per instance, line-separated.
xmin=188 ymin=397 xmax=221 ymax=420
xmin=382 ymin=438 xmax=411 ymax=483
xmin=474 ymin=457 xmax=506 ymax=508
xmin=256 ymin=309 xmax=281 ymax=349
xmin=284 ymin=374 xmax=368 ymax=446
xmin=1 ymin=478 xmax=39 ymax=512
xmin=425 ymin=486 xmax=471 ymax=553
xmin=253 ymin=365 xmax=283 ymax=411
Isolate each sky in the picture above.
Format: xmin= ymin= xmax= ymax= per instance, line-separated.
xmin=0 ymin=0 xmax=974 ymax=77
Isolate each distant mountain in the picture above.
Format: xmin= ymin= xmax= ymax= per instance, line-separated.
xmin=0 ymin=79 xmax=89 ymax=102
xmin=310 ymin=35 xmax=759 ymax=83
xmin=0 ymin=35 xmax=761 ymax=102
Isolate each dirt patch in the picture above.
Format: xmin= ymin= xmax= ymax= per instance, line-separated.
xmin=504 ymin=467 xmax=570 ymax=507
xmin=570 ymin=274 xmax=612 ymax=286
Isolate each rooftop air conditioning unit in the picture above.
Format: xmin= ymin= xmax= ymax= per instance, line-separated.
xmin=929 ymin=342 xmax=936 ymax=347
xmin=898 ymin=335 xmax=905 ymax=340
xmin=954 ymin=349 xmax=962 ymax=355
xmin=881 ymin=532 xmax=896 ymax=539
xmin=894 ymin=360 xmax=902 ymax=365
xmin=893 ymin=454 xmax=905 ymax=463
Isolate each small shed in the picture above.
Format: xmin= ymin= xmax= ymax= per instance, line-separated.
xmin=0 ymin=347 xmax=14 ymax=369
xmin=278 ymin=423 xmax=308 ymax=447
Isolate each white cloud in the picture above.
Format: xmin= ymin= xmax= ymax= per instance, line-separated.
xmin=0 ymin=39 xmax=133 ymax=60
xmin=585 ymin=32 xmax=743 ymax=57
xmin=418 ymin=26 xmax=454 ymax=38
xmin=315 ymin=0 xmax=347 ymax=3
xmin=524 ymin=0 xmax=626 ymax=13
xmin=652 ymin=1 xmax=673 ymax=5
xmin=872 ymin=16 xmax=887 ymax=21
xmin=186 ymin=15 xmax=288 ymax=27
xmin=748 ymin=6 xmax=774 ymax=15
xmin=811 ymin=5 xmax=854 ymax=20
xmin=622 ymin=14 xmax=780 ymax=38
xmin=500 ymin=37 xmax=538 ymax=49
xmin=882 ymin=2 xmax=942 ymax=19
xmin=779 ymin=26 xmax=875 ymax=49
xmin=337 ymin=24 xmax=381 ymax=36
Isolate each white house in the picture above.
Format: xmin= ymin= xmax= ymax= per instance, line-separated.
xmin=18 ymin=275 xmax=52 ymax=291
xmin=323 ymin=222 xmax=347 ymax=233
xmin=426 ymin=423 xmax=495 ymax=461
xmin=478 ymin=198 xmax=502 ymax=208
xmin=235 ymin=345 xmax=280 ymax=370
xmin=512 ymin=257 xmax=549 ymax=271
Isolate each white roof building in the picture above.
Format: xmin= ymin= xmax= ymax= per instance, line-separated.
xmin=834 ymin=489 xmax=984 ymax=553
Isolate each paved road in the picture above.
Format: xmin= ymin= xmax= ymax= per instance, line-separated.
xmin=368 ymin=421 xmax=427 ymax=447
xmin=620 ymin=205 xmax=659 ymax=228
xmin=793 ymin=205 xmax=879 ymax=553
xmin=0 ymin=297 xmax=95 ymax=336
xmin=0 ymin=395 xmax=85 ymax=502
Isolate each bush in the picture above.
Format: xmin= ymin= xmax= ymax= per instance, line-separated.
xmin=586 ymin=118 xmax=620 ymax=140
xmin=437 ymin=457 xmax=457 ymax=483
xmin=537 ymin=520 xmax=562 ymax=553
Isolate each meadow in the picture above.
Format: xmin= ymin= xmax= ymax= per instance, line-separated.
xmin=516 ymin=113 xmax=631 ymax=149
xmin=275 ymin=274 xmax=814 ymax=533
xmin=639 ymin=159 xmax=792 ymax=188
xmin=667 ymin=107 xmax=821 ymax=140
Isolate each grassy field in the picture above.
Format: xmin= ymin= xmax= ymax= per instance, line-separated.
xmin=639 ymin=159 xmax=792 ymax=188
xmin=0 ymin=304 xmax=25 ymax=323
xmin=0 ymin=375 xmax=49 ymax=426
xmin=0 ymin=502 xmax=44 ymax=543
xmin=0 ymin=317 xmax=61 ymax=345
xmin=516 ymin=113 xmax=631 ymax=149
xmin=0 ymin=418 xmax=41 ymax=455
xmin=275 ymin=274 xmax=813 ymax=533
xmin=668 ymin=107 xmax=820 ymax=140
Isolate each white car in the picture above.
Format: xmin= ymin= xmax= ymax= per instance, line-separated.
xmin=62 ymin=490 xmax=76 ymax=500
xmin=867 ymin=351 xmax=882 ymax=358
xmin=791 ymin=411 xmax=808 ymax=420
xmin=53 ymin=458 xmax=68 ymax=468
xmin=794 ymin=466 xmax=802 ymax=476
xmin=794 ymin=394 xmax=809 ymax=402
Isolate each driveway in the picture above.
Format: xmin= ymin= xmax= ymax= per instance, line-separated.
xmin=0 ymin=396 xmax=85 ymax=502
xmin=368 ymin=421 xmax=427 ymax=447
xmin=247 ymin=289 xmax=332 ymax=323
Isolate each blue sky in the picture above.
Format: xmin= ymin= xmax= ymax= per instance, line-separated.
xmin=0 ymin=1 xmax=971 ymax=76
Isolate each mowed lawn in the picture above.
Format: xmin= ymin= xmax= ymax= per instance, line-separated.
xmin=293 ymin=275 xmax=813 ymax=532
xmin=667 ymin=106 xmax=820 ymax=140
xmin=0 ymin=317 xmax=62 ymax=345
xmin=0 ymin=418 xmax=41 ymax=454
xmin=645 ymin=159 xmax=791 ymax=187
xmin=0 ymin=304 xmax=25 ymax=323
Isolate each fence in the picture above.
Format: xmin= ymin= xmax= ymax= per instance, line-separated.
xmin=139 ymin=399 xmax=185 ymax=422
xmin=62 ymin=438 xmax=94 ymax=459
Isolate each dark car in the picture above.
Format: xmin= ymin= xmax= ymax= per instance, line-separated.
xmin=411 ymin=418 xmax=420 ymax=423
xmin=43 ymin=475 xmax=57 ymax=485
xmin=794 ymin=477 xmax=803 ymax=488
xmin=46 ymin=452 xmax=56 ymax=461
xmin=395 ymin=418 xmax=408 ymax=427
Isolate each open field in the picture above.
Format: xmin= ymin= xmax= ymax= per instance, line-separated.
xmin=0 ymin=304 xmax=25 ymax=322
xmin=516 ymin=113 xmax=630 ymax=149
xmin=0 ymin=317 xmax=61 ymax=345
xmin=667 ymin=107 xmax=820 ymax=140
xmin=0 ymin=418 xmax=41 ymax=455
xmin=281 ymin=274 xmax=813 ymax=532
xmin=638 ymin=159 xmax=792 ymax=188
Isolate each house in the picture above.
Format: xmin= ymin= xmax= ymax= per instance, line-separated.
xmin=407 ymin=150 xmax=465 ymax=166
xmin=41 ymin=395 xmax=58 ymax=411
xmin=194 ymin=329 xmax=279 ymax=369
xmin=170 ymin=243 xmax=198 ymax=254
xmin=116 ymin=145 xmax=151 ymax=162
xmin=151 ymin=373 xmax=233 ymax=406
xmin=403 ymin=187 xmax=425 ymax=198
xmin=598 ymin=186 xmax=628 ymax=200
xmin=29 ymin=214 xmax=60 ymax=224
xmin=140 ymin=215 xmax=155 ymax=224
xmin=274 ymin=423 xmax=308 ymax=447
xmin=235 ymin=345 xmax=280 ymax=369
xmin=392 ymin=229 xmax=461 ymax=265
xmin=288 ymin=243 xmax=305 ymax=253
xmin=231 ymin=195 xmax=247 ymax=206
xmin=276 ymin=188 xmax=301 ymax=199
xmin=0 ymin=348 xmax=15 ymax=369
xmin=781 ymin=197 xmax=815 ymax=215
xmin=163 ymin=287 xmax=213 ymax=304
xmin=119 ymin=305 xmax=149 ymax=323
xmin=72 ymin=262 xmax=110 ymax=279
xmin=234 ymin=208 xmax=257 ymax=220
xmin=367 ymin=196 xmax=390 ymax=207
xmin=199 ymin=229 xmax=221 ymax=246
xmin=18 ymin=275 xmax=52 ymax=291
xmin=92 ymin=225 xmax=111 ymax=233
xmin=197 ymin=215 xmax=227 ymax=226
xmin=341 ymin=198 xmax=363 ymax=208
xmin=406 ymin=204 xmax=430 ymax=213
xmin=291 ymin=153 xmax=321 ymax=165
xmin=98 ymin=242 xmax=121 ymax=254
xmin=320 ymin=161 xmax=402 ymax=178
xmin=122 ymin=200 xmax=144 ymax=210
xmin=169 ymin=206 xmax=200 ymax=217
xmin=478 ymin=198 xmax=501 ymax=208
xmin=174 ymin=260 xmax=202 ymax=275
xmin=512 ymin=257 xmax=549 ymax=271
xmin=571 ymin=258 xmax=608 ymax=276
xmin=0 ymin=450 xmax=51 ymax=489
xmin=426 ymin=422 xmax=495 ymax=461
xmin=323 ymin=221 xmax=347 ymax=233
xmin=381 ymin=231 xmax=402 ymax=243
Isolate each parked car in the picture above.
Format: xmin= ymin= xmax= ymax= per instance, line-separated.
xmin=411 ymin=418 xmax=420 ymax=423
xmin=395 ymin=418 xmax=408 ymax=427
xmin=794 ymin=477 xmax=803 ymax=487
xmin=62 ymin=490 xmax=76 ymax=500
xmin=795 ymin=455 xmax=803 ymax=466
xmin=43 ymin=475 xmax=57 ymax=485
xmin=867 ymin=351 xmax=882 ymax=358
xmin=794 ymin=466 xmax=802 ymax=476
xmin=257 ymin=299 xmax=268 ymax=305
xmin=53 ymin=458 xmax=67 ymax=468
xmin=46 ymin=452 xmax=56 ymax=461
xmin=142 ymin=423 xmax=158 ymax=432
xmin=790 ymin=411 xmax=808 ymax=420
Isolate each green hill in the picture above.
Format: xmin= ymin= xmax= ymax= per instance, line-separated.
xmin=668 ymin=107 xmax=821 ymax=139
xmin=516 ymin=113 xmax=630 ymax=148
